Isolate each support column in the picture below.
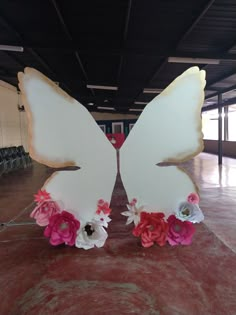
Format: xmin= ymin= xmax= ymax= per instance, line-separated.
xmin=224 ymin=106 xmax=228 ymax=141
xmin=218 ymin=94 xmax=223 ymax=165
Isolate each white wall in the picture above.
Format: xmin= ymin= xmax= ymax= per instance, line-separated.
xmin=0 ymin=81 xmax=29 ymax=151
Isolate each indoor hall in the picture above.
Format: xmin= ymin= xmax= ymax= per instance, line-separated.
xmin=0 ymin=1 xmax=236 ymax=314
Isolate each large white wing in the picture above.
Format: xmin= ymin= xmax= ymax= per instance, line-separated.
xmin=18 ymin=68 xmax=117 ymax=225
xmin=120 ymin=67 xmax=205 ymax=216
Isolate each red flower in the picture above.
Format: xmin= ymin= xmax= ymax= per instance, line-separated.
xmin=96 ymin=199 xmax=111 ymax=215
xmin=44 ymin=211 xmax=80 ymax=246
xmin=167 ymin=215 xmax=195 ymax=246
xmin=34 ymin=190 xmax=51 ymax=203
xmin=133 ymin=212 xmax=169 ymax=248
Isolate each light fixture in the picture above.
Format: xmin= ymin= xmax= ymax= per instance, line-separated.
xmin=143 ymin=88 xmax=163 ymax=94
xmin=86 ymin=84 xmax=118 ymax=91
xmin=134 ymin=101 xmax=148 ymax=105
xmin=0 ymin=45 xmax=24 ymax=52
xmin=97 ymin=106 xmax=115 ymax=110
xmin=129 ymin=108 xmax=143 ymax=112
xmin=168 ymin=57 xmax=220 ymax=65
xmin=87 ymin=102 xmax=94 ymax=106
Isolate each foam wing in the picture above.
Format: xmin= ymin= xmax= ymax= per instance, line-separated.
xmin=120 ymin=67 xmax=205 ymax=216
xmin=18 ymin=68 xmax=117 ymax=225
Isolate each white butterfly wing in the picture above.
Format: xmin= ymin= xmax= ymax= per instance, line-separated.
xmin=120 ymin=67 xmax=205 ymax=216
xmin=18 ymin=68 xmax=117 ymax=225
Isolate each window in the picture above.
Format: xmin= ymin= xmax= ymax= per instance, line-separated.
xmin=202 ymin=104 xmax=236 ymax=142
xmin=112 ymin=122 xmax=124 ymax=134
xmin=202 ymin=110 xmax=220 ymax=140
xmin=228 ymin=105 xmax=236 ymax=141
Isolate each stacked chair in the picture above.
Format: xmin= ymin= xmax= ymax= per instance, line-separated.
xmin=0 ymin=145 xmax=32 ymax=176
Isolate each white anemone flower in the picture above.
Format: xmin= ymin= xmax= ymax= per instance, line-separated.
xmin=175 ymin=202 xmax=204 ymax=223
xmin=75 ymin=222 xmax=108 ymax=250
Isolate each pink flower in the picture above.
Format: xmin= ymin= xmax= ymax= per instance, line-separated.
xmin=187 ymin=193 xmax=200 ymax=204
xmin=34 ymin=190 xmax=51 ymax=203
xmin=167 ymin=215 xmax=195 ymax=246
xmin=98 ymin=199 xmax=104 ymax=206
xmin=133 ymin=212 xmax=169 ymax=248
xmin=30 ymin=200 xmax=60 ymax=226
xmin=44 ymin=211 xmax=80 ymax=246
xmin=96 ymin=199 xmax=111 ymax=215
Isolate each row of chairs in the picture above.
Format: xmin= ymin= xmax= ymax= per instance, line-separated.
xmin=0 ymin=146 xmax=32 ymax=176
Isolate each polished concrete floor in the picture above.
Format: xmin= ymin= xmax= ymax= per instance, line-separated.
xmin=0 ymin=153 xmax=236 ymax=315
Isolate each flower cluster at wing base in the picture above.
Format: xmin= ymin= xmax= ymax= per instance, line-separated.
xmin=31 ymin=190 xmax=112 ymax=250
xmin=122 ymin=193 xmax=204 ymax=248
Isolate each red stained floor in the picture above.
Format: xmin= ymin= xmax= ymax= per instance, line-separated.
xmin=0 ymin=153 xmax=236 ymax=315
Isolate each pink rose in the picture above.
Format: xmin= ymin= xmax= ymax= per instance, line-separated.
xmin=44 ymin=211 xmax=80 ymax=246
xmin=187 ymin=193 xmax=200 ymax=204
xmin=167 ymin=215 xmax=195 ymax=246
xmin=133 ymin=212 xmax=169 ymax=248
xmin=30 ymin=200 xmax=60 ymax=226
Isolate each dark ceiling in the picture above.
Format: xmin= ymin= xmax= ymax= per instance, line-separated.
xmin=1 ymin=0 xmax=236 ymax=114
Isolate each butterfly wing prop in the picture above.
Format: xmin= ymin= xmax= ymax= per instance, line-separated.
xmin=18 ymin=68 xmax=117 ymax=225
xmin=120 ymin=67 xmax=205 ymax=217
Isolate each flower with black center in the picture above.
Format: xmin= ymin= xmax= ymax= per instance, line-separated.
xmin=75 ymin=221 xmax=108 ymax=250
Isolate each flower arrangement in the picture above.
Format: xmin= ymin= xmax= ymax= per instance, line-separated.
xmin=31 ymin=190 xmax=203 ymax=249
xmin=121 ymin=193 xmax=204 ymax=248
xmin=30 ymin=190 xmax=112 ymax=250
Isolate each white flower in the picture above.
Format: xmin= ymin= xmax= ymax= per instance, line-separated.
xmin=121 ymin=204 xmax=144 ymax=226
xmin=175 ymin=202 xmax=204 ymax=223
xmin=93 ymin=212 xmax=111 ymax=228
xmin=75 ymin=222 xmax=108 ymax=250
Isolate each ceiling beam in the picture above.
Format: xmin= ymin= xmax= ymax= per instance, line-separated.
xmin=2 ymin=51 xmax=26 ymax=69
xmin=206 ymin=87 xmax=222 ymax=91
xmin=0 ymin=16 xmax=22 ymax=42
xmin=50 ymin=0 xmax=72 ymax=40
xmin=131 ymin=0 xmax=216 ymax=103
xmin=50 ymin=0 xmax=93 ymax=95
xmin=203 ymin=96 xmax=236 ymax=111
xmin=0 ymin=65 xmax=16 ymax=76
xmin=0 ymin=73 xmax=16 ymax=79
xmin=205 ymin=83 xmax=236 ymax=99
xmin=176 ymin=0 xmax=216 ymax=49
xmin=3 ymin=39 xmax=236 ymax=60
xmin=116 ymin=0 xmax=132 ymax=84
xmin=0 ymin=13 xmax=72 ymax=93
xmin=206 ymin=68 xmax=236 ymax=89
xmin=219 ymin=36 xmax=236 ymax=54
